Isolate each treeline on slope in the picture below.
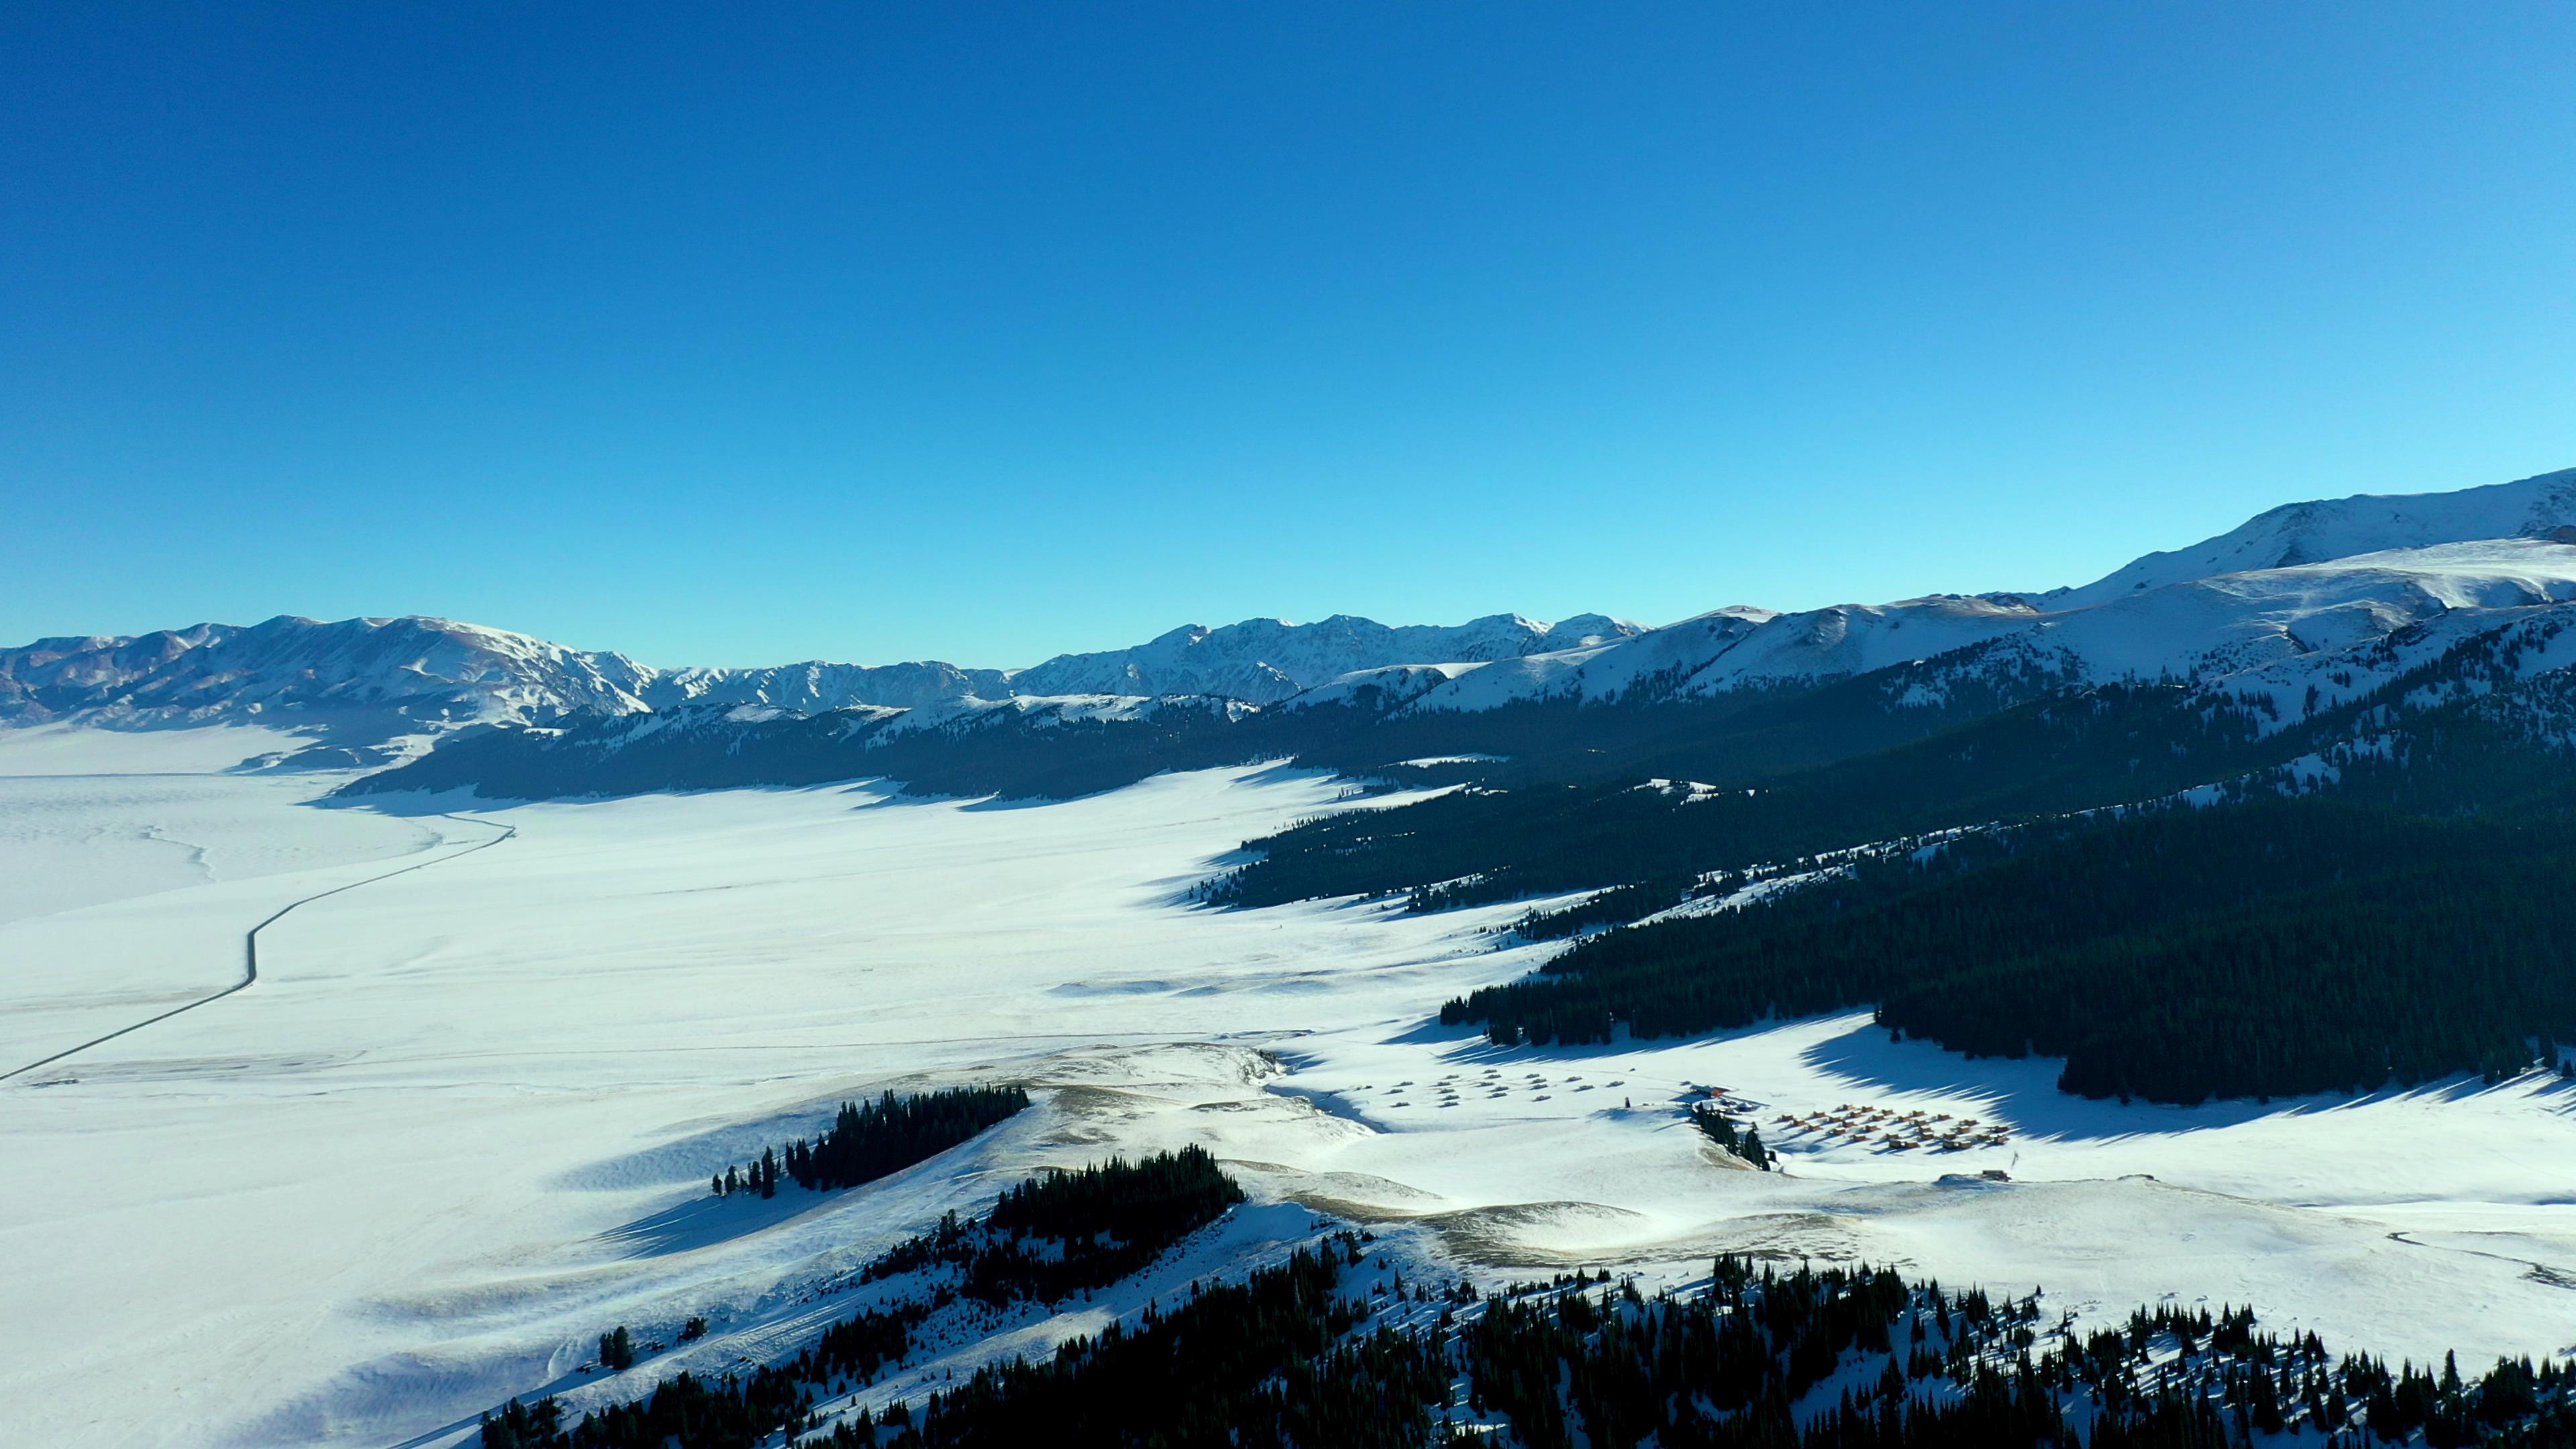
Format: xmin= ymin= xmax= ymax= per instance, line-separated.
xmin=1305 ymin=641 xmax=2090 ymax=793
xmin=1445 ymin=796 xmax=2576 ymax=1104
xmin=492 ymin=1242 xmax=2576 ymax=1448
xmin=343 ymin=698 xmax=1318 ymax=802
xmin=345 ymin=594 xmax=2576 ymax=817
xmin=816 ymin=1234 xmax=1445 ymax=1449
xmin=1440 ymin=1261 xmax=2576 ymax=1449
xmin=343 ymin=643 xmax=2092 ymax=806
xmin=1690 ymin=1102 xmax=1772 ymax=1170
xmin=848 ymin=1144 xmax=1246 ymax=1305
xmin=716 ymin=1087 xmax=1028 ymax=1199
xmin=480 ymin=1146 xmax=1245 ymax=1449
xmin=1511 ymin=877 xmax=1701 ymax=941
xmin=1216 ymin=684 xmax=2286 ymax=910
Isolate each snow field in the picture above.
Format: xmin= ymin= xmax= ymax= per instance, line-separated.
xmin=1 ymin=736 xmax=2571 ymax=1449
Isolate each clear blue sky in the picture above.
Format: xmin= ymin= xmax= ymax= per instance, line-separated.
xmin=5 ymin=3 xmax=2571 ymax=667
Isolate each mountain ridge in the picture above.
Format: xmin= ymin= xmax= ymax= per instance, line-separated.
xmin=0 ymin=608 xmax=1649 ymax=759
xmin=11 ymin=464 xmax=2575 ymax=773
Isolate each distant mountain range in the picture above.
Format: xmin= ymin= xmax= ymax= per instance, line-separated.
xmin=9 ymin=464 xmax=2576 ymax=785
xmin=0 ymin=608 xmax=1645 ymax=752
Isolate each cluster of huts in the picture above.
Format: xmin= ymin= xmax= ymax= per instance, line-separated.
xmin=1773 ymin=1102 xmax=2010 ymax=1152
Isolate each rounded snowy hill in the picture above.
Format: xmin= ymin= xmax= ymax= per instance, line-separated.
xmin=2051 ymin=464 xmax=2576 ymax=610
xmin=0 ymin=614 xmax=658 ymax=733
xmin=1005 ymin=612 xmax=1646 ymax=702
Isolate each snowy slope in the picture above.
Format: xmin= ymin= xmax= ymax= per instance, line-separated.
xmin=1401 ymin=538 xmax=2576 ymax=717
xmin=0 ymin=616 xmax=659 ymax=738
xmin=7 ymin=751 xmax=2574 ymax=1448
xmin=1008 ymin=613 xmax=1646 ymax=702
xmin=1390 ymin=594 xmax=2082 ymax=714
xmin=1385 ymin=466 xmax=2576 ymax=716
xmin=2053 ymin=464 xmax=2576 ymax=610
xmin=2036 ymin=537 xmax=2576 ymax=680
xmin=1379 ymin=606 xmax=1780 ymax=711
xmin=0 ymin=611 xmax=1644 ymax=749
xmin=640 ymin=659 xmax=1010 ymax=713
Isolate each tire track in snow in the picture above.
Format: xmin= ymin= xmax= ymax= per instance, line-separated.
xmin=2385 ymin=1230 xmax=2576 ymax=1291
xmin=0 ymin=812 xmax=515 ymax=1083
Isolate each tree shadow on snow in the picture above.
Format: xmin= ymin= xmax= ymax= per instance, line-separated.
xmin=1371 ymin=1011 xmax=2569 ymax=1146
xmin=1797 ymin=1015 xmax=2565 ymax=1144
xmin=600 ymin=1189 xmax=837 ymax=1258
xmin=1790 ymin=1019 xmax=2307 ymax=1144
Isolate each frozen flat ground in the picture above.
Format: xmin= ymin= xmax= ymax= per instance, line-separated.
xmin=1 ymin=729 xmax=2572 ymax=1448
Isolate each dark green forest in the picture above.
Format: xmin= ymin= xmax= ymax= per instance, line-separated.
xmin=1444 ymin=797 xmax=2576 ymax=1103
xmin=1213 ymin=684 xmax=2286 ymax=912
xmin=482 ymin=1147 xmax=1246 ymax=1449
xmin=716 ymin=1087 xmax=1030 ymax=1198
xmin=345 ymin=637 xmax=2082 ymax=808
xmin=485 ymin=1233 xmax=2576 ymax=1448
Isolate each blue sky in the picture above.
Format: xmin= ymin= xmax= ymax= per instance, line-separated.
xmin=5 ymin=3 xmax=2571 ymax=667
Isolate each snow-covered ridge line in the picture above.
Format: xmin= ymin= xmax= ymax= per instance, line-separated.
xmin=2053 ymin=464 xmax=2576 ymax=610
xmin=0 ymin=609 xmax=1646 ymax=737
xmin=1384 ymin=533 xmax=2576 ymax=718
xmin=11 ymin=464 xmax=2576 ymax=769
xmin=1287 ymin=468 xmax=2576 ymax=720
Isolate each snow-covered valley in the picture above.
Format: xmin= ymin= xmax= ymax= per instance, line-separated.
xmin=5 ymin=727 xmax=2572 ymax=1449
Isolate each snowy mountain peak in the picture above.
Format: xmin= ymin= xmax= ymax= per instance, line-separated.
xmin=2057 ymin=465 xmax=2576 ymax=610
xmin=0 ymin=606 xmax=1645 ymax=758
xmin=0 ymin=614 xmax=659 ymax=739
xmin=19 ymin=464 xmax=2576 ymax=767
xmin=1002 ymin=612 xmax=1648 ymax=702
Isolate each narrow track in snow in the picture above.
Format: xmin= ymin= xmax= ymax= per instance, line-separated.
xmin=0 ymin=812 xmax=515 ymax=1083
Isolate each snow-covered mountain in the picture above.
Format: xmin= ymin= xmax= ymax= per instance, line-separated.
xmin=1352 ymin=469 xmax=2576 ymax=716
xmin=1006 ymin=612 xmax=1644 ymax=702
xmin=0 ymin=608 xmax=1641 ymax=759
xmin=0 ymin=616 xmax=1046 ymax=737
xmin=640 ymin=660 xmax=1012 ymax=714
xmin=2050 ymin=465 xmax=2576 ymax=610
xmin=1363 ymin=598 xmax=2038 ymax=713
xmin=0 ymin=615 xmax=660 ymax=737
xmin=1288 ymin=607 xmax=1778 ymax=712
xmin=18 ymin=465 xmax=2576 ymax=779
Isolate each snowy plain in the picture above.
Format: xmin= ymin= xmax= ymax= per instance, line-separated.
xmin=1 ymin=727 xmax=2573 ymax=1449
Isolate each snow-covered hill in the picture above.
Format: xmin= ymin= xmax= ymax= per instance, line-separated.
xmin=2051 ymin=464 xmax=2576 ymax=610
xmin=0 ymin=617 xmax=1033 ymax=743
xmin=639 ymin=659 xmax=1010 ymax=713
xmin=0 ymin=610 xmax=1636 ymax=757
xmin=1364 ymin=477 xmax=2576 ymax=716
xmin=0 ymin=616 xmax=660 ymax=741
xmin=1007 ymin=612 xmax=1644 ymax=702
xmin=1371 ymin=599 xmax=2036 ymax=713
